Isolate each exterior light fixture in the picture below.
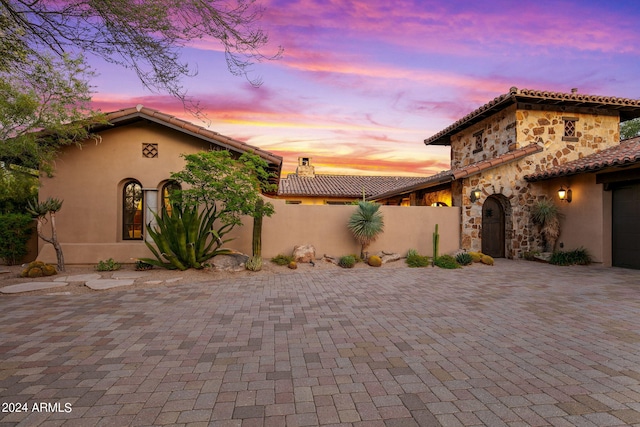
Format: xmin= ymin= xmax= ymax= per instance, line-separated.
xmin=470 ymin=188 xmax=482 ymax=203
xmin=558 ymin=186 xmax=572 ymax=203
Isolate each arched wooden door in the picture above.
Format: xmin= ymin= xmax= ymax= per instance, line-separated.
xmin=482 ymin=197 xmax=505 ymax=258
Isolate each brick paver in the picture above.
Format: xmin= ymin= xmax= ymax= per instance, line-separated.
xmin=2 ymin=260 xmax=640 ymax=426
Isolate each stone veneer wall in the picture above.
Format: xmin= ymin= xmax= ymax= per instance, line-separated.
xmin=453 ymin=108 xmax=620 ymax=258
xmin=452 ymin=105 xmax=517 ymax=169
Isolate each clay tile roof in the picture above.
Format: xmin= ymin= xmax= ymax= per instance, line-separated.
xmin=278 ymin=174 xmax=436 ymax=199
xmin=425 ymin=87 xmax=640 ymax=146
xmin=524 ymin=137 xmax=640 ymax=182
xmin=102 ymin=105 xmax=283 ymax=169
xmin=452 ymin=143 xmax=543 ymax=180
xmin=370 ymin=143 xmax=543 ymax=201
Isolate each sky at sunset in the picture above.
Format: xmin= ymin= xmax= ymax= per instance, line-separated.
xmin=89 ymin=0 xmax=640 ymax=177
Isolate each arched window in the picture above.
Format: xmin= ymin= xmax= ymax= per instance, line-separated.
xmin=161 ymin=181 xmax=181 ymax=217
xmin=123 ymin=180 xmax=144 ymax=240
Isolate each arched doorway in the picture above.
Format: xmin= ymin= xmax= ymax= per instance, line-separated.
xmin=482 ymin=196 xmax=505 ymax=257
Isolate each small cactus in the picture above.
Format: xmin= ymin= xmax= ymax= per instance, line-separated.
xmin=21 ymin=261 xmax=57 ymax=278
xmin=288 ymin=261 xmax=298 ymax=269
xmin=469 ymin=252 xmax=483 ymax=263
xmin=338 ymin=255 xmax=356 ymax=268
xmin=481 ymin=254 xmax=494 ymax=265
xmin=246 ymin=255 xmax=263 ymax=272
xmin=367 ymin=255 xmax=382 ymax=267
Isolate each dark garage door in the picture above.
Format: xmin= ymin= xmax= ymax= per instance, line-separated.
xmin=612 ymin=182 xmax=640 ymax=269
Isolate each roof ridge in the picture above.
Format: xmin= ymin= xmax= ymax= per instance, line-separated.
xmin=425 ymin=87 xmax=640 ymax=146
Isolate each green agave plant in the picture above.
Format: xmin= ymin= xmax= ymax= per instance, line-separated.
xmin=140 ymin=203 xmax=233 ymax=270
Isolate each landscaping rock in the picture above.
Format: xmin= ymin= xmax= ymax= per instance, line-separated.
xmin=379 ymin=252 xmax=402 ymax=264
xmin=322 ymin=255 xmax=339 ymax=265
xmin=85 ymin=279 xmax=135 ymax=290
xmin=211 ymin=253 xmax=249 ymax=272
xmin=293 ymin=244 xmax=316 ymax=263
xmin=1 ymin=281 xmax=69 ymax=294
xmin=54 ymin=273 xmax=101 ymax=282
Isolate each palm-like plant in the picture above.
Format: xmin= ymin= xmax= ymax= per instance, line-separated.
xmin=347 ymin=201 xmax=384 ymax=259
xmin=530 ymin=198 xmax=562 ymax=252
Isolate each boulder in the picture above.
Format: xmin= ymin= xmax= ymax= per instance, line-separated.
xmin=211 ymin=253 xmax=249 ymax=272
xmin=293 ymin=244 xmax=316 ymax=263
xmin=378 ymin=252 xmax=402 ymax=264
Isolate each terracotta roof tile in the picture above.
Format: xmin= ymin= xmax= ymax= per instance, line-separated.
xmin=278 ymin=174 xmax=436 ymax=199
xmin=369 ymin=144 xmax=542 ymax=201
xmin=452 ymin=143 xmax=543 ymax=180
xmin=425 ymin=87 xmax=640 ymax=146
xmin=525 ymin=137 xmax=640 ymax=182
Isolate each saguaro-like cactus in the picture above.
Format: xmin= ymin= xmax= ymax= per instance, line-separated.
xmin=252 ymin=198 xmax=264 ymax=257
xmin=432 ymin=223 xmax=440 ymax=265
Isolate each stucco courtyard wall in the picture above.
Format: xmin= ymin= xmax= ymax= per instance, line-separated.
xmin=226 ymin=199 xmax=461 ymax=259
xmin=37 ymin=200 xmax=460 ymax=264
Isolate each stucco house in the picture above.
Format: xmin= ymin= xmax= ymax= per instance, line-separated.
xmin=278 ymin=157 xmax=435 ymax=205
xmin=372 ymin=87 xmax=640 ymax=268
xmin=37 ymin=105 xmax=282 ymax=264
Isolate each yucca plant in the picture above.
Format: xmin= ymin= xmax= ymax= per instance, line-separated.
xmin=140 ymin=203 xmax=233 ymax=270
xmin=530 ymin=198 xmax=562 ymax=252
xmin=347 ymin=201 xmax=384 ymax=259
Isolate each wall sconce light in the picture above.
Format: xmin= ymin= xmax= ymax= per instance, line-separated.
xmin=558 ymin=186 xmax=572 ymax=203
xmin=470 ymin=188 xmax=482 ymax=203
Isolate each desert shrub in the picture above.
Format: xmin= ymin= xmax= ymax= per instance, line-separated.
xmin=434 ymin=255 xmax=461 ymax=269
xmin=0 ymin=213 xmax=33 ymax=265
xmin=455 ymin=252 xmax=473 ymax=266
xmin=481 ymin=255 xmax=494 ymax=265
xmin=549 ymin=247 xmax=591 ymax=266
xmin=96 ymin=258 xmax=121 ymax=271
xmin=368 ymin=255 xmax=382 ymax=267
xmin=338 ymin=255 xmax=356 ymax=268
xmin=469 ymin=251 xmax=483 ymax=262
xmin=245 ymin=255 xmax=262 ymax=271
xmin=271 ymin=254 xmax=294 ymax=266
xmin=406 ymin=249 xmax=430 ymax=268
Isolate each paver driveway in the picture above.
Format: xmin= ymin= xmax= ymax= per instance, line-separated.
xmin=1 ymin=260 xmax=640 ymax=427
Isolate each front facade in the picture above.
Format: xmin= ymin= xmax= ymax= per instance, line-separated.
xmin=38 ymin=105 xmax=282 ymax=264
xmin=374 ymin=88 xmax=640 ymax=267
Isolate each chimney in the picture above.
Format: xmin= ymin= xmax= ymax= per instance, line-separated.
xmin=296 ymin=157 xmax=315 ymax=177
xmin=571 ymin=88 xmax=578 ymax=94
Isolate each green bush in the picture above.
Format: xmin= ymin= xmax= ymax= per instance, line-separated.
xmin=271 ymin=254 xmax=294 ymax=266
xmin=455 ymin=252 xmax=473 ymax=266
xmin=96 ymin=258 xmax=121 ymax=271
xmin=0 ymin=213 xmax=34 ymax=265
xmin=434 ymin=254 xmax=461 ymax=269
xmin=406 ymin=249 xmax=430 ymax=268
xmin=549 ymin=247 xmax=591 ymax=266
xmin=338 ymin=255 xmax=356 ymax=268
